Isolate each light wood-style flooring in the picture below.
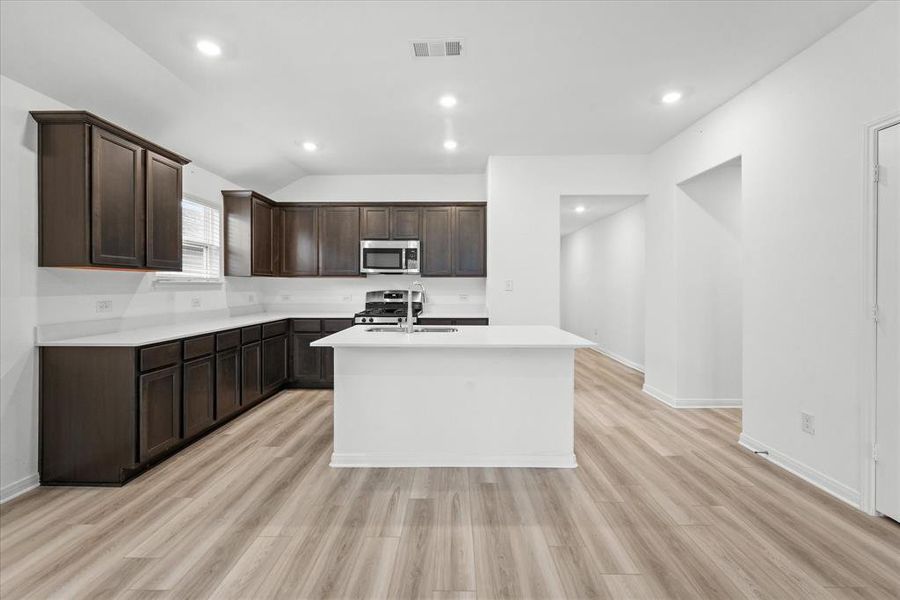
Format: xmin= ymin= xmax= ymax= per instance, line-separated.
xmin=1 ymin=349 xmax=898 ymax=599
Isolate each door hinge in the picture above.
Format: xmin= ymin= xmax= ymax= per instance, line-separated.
xmin=873 ymin=443 xmax=878 ymax=462
xmin=874 ymin=164 xmax=880 ymax=183
xmin=872 ymin=304 xmax=880 ymax=323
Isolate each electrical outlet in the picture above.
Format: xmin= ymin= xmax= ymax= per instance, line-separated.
xmin=248 ymin=293 xmax=256 ymax=304
xmin=95 ymin=299 xmax=112 ymax=313
xmin=342 ymin=295 xmax=353 ymax=302
xmin=594 ymin=328 xmax=599 ymax=338
xmin=190 ymin=297 xmax=201 ymax=309
xmin=504 ymin=279 xmax=514 ymax=292
xmin=801 ymin=412 xmax=815 ymax=435
xmin=280 ymin=294 xmax=292 ymax=302
xmin=459 ymin=294 xmax=469 ymax=302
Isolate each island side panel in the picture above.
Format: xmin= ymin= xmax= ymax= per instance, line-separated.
xmin=331 ymin=346 xmax=576 ymax=467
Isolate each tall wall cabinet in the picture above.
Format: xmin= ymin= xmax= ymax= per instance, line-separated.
xmin=31 ymin=111 xmax=190 ymax=270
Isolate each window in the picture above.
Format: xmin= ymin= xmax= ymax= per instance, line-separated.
xmin=156 ymin=198 xmax=222 ymax=282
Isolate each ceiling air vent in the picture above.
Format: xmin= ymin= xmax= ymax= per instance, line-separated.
xmin=410 ymin=39 xmax=464 ymax=58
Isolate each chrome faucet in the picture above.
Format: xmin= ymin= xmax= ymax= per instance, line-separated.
xmin=407 ymin=281 xmax=426 ymax=333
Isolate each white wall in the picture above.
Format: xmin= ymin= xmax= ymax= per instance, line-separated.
xmin=0 ymin=75 xmax=254 ymax=500
xmin=676 ymin=162 xmax=742 ymax=401
xmin=560 ymin=202 xmax=645 ymax=370
xmin=270 ymin=173 xmax=485 ymax=203
xmin=644 ymin=0 xmax=899 ymax=502
xmin=486 ymin=155 xmax=649 ymax=325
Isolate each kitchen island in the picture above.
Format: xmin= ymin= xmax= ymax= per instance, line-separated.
xmin=312 ymin=325 xmax=594 ymax=468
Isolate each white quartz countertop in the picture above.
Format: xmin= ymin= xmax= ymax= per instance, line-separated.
xmin=37 ymin=311 xmax=351 ymax=347
xmin=311 ymin=325 xmax=594 ymax=349
xmin=36 ymin=306 xmax=491 ymax=347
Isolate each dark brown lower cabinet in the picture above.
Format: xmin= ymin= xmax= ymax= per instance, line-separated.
xmin=262 ymin=334 xmax=288 ymax=394
xmin=183 ymin=356 xmax=215 ymax=438
xmin=417 ymin=317 xmax=489 ymax=326
xmin=322 ymin=346 xmax=335 ymax=384
xmin=289 ymin=318 xmax=352 ymax=388
xmin=139 ymin=365 xmax=181 ymax=463
xmin=291 ymin=332 xmax=322 ymax=383
xmin=216 ymin=349 xmax=241 ymax=420
xmin=241 ymin=341 xmax=262 ymax=405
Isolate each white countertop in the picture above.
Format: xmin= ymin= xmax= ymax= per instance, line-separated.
xmin=36 ymin=306 xmax=490 ymax=347
xmin=311 ymin=325 xmax=594 ymax=349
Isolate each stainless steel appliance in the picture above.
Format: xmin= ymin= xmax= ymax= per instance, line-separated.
xmin=354 ymin=289 xmax=424 ymax=325
xmin=360 ymin=240 xmax=420 ymax=274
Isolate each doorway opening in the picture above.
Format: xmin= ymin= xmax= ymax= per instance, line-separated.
xmin=675 ymin=157 xmax=743 ymax=405
xmin=559 ymin=194 xmax=647 ymax=372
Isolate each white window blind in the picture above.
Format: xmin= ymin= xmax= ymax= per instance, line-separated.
xmin=157 ymin=198 xmax=221 ymax=282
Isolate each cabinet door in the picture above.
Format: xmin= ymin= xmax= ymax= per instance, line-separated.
xmin=139 ymin=365 xmax=181 ymax=462
xmin=453 ymin=206 xmax=486 ymax=276
xmin=262 ymin=335 xmax=288 ymax=394
xmin=280 ymin=206 xmax=318 ymax=276
xmin=421 ymin=206 xmax=454 ymax=276
xmin=291 ymin=333 xmax=323 ymax=382
xmin=216 ymin=349 xmax=241 ymax=420
xmin=252 ymin=198 xmax=275 ymax=275
xmin=322 ymin=346 xmax=335 ymax=384
xmin=145 ymin=151 xmax=183 ymax=271
xmin=319 ymin=206 xmax=360 ymax=276
xmin=241 ymin=342 xmax=262 ymax=405
xmin=91 ymin=126 xmax=145 ymax=267
xmin=391 ymin=206 xmax=420 ymax=240
xmin=183 ymin=356 xmax=215 ymax=438
xmin=360 ymin=207 xmax=391 ymax=240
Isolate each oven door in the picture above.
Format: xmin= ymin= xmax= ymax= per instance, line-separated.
xmin=360 ymin=241 xmax=409 ymax=274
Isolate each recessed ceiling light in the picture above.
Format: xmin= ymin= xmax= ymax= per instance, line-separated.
xmin=661 ymin=90 xmax=683 ymax=104
xmin=439 ymin=94 xmax=458 ymax=108
xmin=302 ymin=141 xmax=318 ymax=152
xmin=575 ymin=206 xmax=586 ymax=213
xmin=443 ymin=139 xmax=458 ymax=151
xmin=196 ymin=39 xmax=222 ymax=57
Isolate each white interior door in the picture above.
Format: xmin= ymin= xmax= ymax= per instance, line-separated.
xmin=876 ymin=122 xmax=900 ymax=522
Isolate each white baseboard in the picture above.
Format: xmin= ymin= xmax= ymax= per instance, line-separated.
xmin=739 ymin=433 xmax=860 ymax=508
xmin=0 ymin=473 xmax=39 ymax=504
xmin=591 ymin=346 xmax=645 ymax=373
xmin=331 ymin=453 xmax=577 ymax=468
xmin=641 ymin=384 xmax=741 ymax=408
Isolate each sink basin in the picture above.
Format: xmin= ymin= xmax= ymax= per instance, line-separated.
xmin=365 ymin=326 xmax=459 ymax=333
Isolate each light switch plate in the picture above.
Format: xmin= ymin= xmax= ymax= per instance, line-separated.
xmin=95 ymin=299 xmax=112 ymax=313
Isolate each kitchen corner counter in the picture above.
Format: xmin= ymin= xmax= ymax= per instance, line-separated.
xmin=312 ymin=325 xmax=593 ymax=349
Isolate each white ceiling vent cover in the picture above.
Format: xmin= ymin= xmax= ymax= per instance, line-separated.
xmin=411 ymin=39 xmax=464 ymax=58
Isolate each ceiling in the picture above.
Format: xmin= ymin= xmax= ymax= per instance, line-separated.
xmin=560 ymin=195 xmax=646 ymax=237
xmin=1 ymin=1 xmax=869 ymax=193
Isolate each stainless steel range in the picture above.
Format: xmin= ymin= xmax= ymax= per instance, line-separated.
xmin=354 ymin=289 xmax=423 ymax=325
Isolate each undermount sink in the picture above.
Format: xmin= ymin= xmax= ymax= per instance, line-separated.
xmin=365 ymin=326 xmax=459 ymax=333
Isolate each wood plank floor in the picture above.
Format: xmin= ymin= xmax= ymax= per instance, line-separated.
xmin=2 ymin=349 xmax=898 ymax=599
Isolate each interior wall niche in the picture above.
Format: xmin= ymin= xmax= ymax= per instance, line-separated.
xmin=676 ymin=157 xmax=742 ymax=402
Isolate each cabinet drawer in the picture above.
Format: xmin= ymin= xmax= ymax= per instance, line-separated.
xmin=292 ymin=319 xmax=321 ymax=333
xmin=322 ymin=319 xmax=353 ymax=333
xmin=140 ymin=341 xmax=182 ymax=372
xmin=241 ymin=325 xmax=261 ymax=344
xmin=216 ymin=329 xmax=241 ymax=352
xmin=262 ymin=320 xmax=288 ymax=339
xmin=455 ymin=318 xmax=489 ymax=326
xmin=183 ymin=334 xmax=214 ymax=360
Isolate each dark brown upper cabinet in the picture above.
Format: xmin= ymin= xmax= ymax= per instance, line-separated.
xmin=31 ymin=111 xmax=189 ymax=271
xmin=453 ymin=206 xmax=486 ymax=277
xmin=145 ymin=151 xmax=183 ymax=270
xmin=421 ymin=206 xmax=454 ymax=276
xmin=390 ymin=206 xmax=421 ymax=240
xmin=360 ymin=206 xmax=391 ymax=240
xmin=319 ymin=206 xmax=360 ymax=276
xmin=223 ymin=190 xmax=278 ymax=277
xmin=279 ymin=206 xmax=318 ymax=276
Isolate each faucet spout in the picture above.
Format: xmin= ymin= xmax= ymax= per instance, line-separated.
xmin=408 ymin=281 xmax=425 ymax=333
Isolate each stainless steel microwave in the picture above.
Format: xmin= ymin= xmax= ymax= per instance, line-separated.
xmin=360 ymin=240 xmax=420 ymax=274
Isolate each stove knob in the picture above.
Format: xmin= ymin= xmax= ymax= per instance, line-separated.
xmin=368 ymin=317 xmax=374 ymax=323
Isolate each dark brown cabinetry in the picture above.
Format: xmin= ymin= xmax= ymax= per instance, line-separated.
xmin=417 ymin=317 xmax=490 ymax=326
xmin=453 ymin=206 xmax=487 ymax=277
xmin=183 ymin=356 xmax=215 ymax=438
xmin=319 ymin=206 xmax=360 ymax=276
xmin=421 ymin=206 xmax=454 ymax=276
xmin=289 ymin=318 xmax=353 ymax=387
xmin=279 ymin=206 xmax=318 ymax=276
xmin=216 ymin=349 xmax=241 ymax=420
xmin=262 ymin=322 xmax=289 ymax=394
xmin=31 ymin=111 xmax=189 ymax=271
xmin=139 ymin=365 xmax=181 ymax=463
xmin=360 ymin=207 xmax=391 ymax=240
xmin=252 ymin=198 xmax=276 ymax=276
xmin=223 ymin=190 xmax=280 ymax=277
xmin=391 ymin=206 xmax=421 ymax=240
xmin=241 ymin=342 xmax=262 ymax=405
